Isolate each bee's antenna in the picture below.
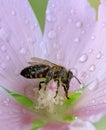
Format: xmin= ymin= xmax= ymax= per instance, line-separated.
xmin=73 ymin=75 xmax=81 ymax=84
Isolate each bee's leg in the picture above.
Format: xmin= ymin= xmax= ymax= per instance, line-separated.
xmin=54 ymin=79 xmax=60 ymax=98
xmin=63 ymin=85 xmax=69 ymax=99
xmin=39 ymin=81 xmax=45 ymax=90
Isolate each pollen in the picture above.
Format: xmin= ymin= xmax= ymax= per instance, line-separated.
xmin=33 ymin=81 xmax=64 ymax=113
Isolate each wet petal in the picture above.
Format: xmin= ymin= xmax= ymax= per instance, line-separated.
xmin=40 ymin=120 xmax=95 ymax=130
xmin=74 ymin=0 xmax=106 ymax=83
xmin=0 ymin=0 xmax=43 ymax=92
xmin=70 ymin=78 xmax=106 ymax=120
xmin=43 ymin=0 xmax=96 ymax=68
xmin=0 ymin=87 xmax=40 ymax=130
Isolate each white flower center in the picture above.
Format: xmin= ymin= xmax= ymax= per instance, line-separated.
xmin=33 ymin=81 xmax=64 ymax=113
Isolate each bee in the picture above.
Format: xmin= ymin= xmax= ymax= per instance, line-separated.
xmin=20 ymin=57 xmax=81 ymax=99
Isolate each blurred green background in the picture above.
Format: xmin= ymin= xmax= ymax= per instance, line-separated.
xmin=29 ymin=0 xmax=106 ymax=129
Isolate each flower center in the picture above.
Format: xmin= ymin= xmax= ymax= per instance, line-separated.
xmin=33 ymin=81 xmax=64 ymax=113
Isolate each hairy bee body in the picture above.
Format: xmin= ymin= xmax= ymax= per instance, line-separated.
xmin=20 ymin=57 xmax=81 ymax=99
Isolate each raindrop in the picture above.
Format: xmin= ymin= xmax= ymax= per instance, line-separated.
xmin=20 ymin=48 xmax=26 ymax=54
xmin=1 ymin=63 xmax=6 ymax=70
xmin=91 ymin=35 xmax=95 ymax=40
xmin=103 ymin=89 xmax=106 ymax=94
xmin=0 ymin=28 xmax=10 ymax=42
xmin=1 ymin=45 xmax=7 ymax=52
xmin=67 ymin=18 xmax=72 ymax=23
xmin=3 ymin=98 xmax=10 ymax=106
xmin=25 ymin=19 xmax=30 ymax=24
xmin=91 ymin=100 xmax=95 ymax=104
xmin=11 ymin=10 xmax=16 ymax=16
xmin=96 ymin=52 xmax=102 ymax=59
xmin=70 ymin=9 xmax=75 ymax=15
xmin=74 ymin=37 xmax=80 ymax=43
xmin=81 ymin=30 xmax=85 ymax=34
xmin=6 ymin=55 xmax=11 ymax=61
xmin=79 ymin=54 xmax=88 ymax=63
xmin=88 ymin=49 xmax=93 ymax=53
xmin=76 ymin=21 xmax=82 ymax=28
xmin=46 ymin=14 xmax=56 ymax=22
xmin=89 ymin=64 xmax=96 ymax=72
xmin=48 ymin=30 xmax=56 ymax=39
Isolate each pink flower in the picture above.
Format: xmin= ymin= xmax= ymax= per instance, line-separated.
xmin=0 ymin=0 xmax=106 ymax=130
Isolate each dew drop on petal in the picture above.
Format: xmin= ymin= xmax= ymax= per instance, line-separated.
xmin=6 ymin=55 xmax=11 ymax=61
xmin=74 ymin=37 xmax=80 ymax=43
xmin=3 ymin=98 xmax=10 ymax=106
xmin=20 ymin=48 xmax=26 ymax=54
xmin=11 ymin=10 xmax=16 ymax=16
xmin=91 ymin=35 xmax=95 ymax=40
xmin=79 ymin=54 xmax=88 ymax=63
xmin=89 ymin=64 xmax=96 ymax=72
xmin=1 ymin=45 xmax=7 ymax=52
xmin=1 ymin=63 xmax=6 ymax=70
xmin=25 ymin=19 xmax=30 ymax=25
xmin=76 ymin=21 xmax=82 ymax=28
xmin=46 ymin=14 xmax=56 ymax=22
xmin=48 ymin=30 xmax=56 ymax=39
xmin=96 ymin=52 xmax=102 ymax=59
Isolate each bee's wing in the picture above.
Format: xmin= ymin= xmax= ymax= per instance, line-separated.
xmin=28 ymin=57 xmax=57 ymax=67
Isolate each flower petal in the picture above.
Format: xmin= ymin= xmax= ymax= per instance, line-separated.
xmin=0 ymin=87 xmax=40 ymax=130
xmin=69 ymin=78 xmax=106 ymax=120
xmin=0 ymin=0 xmax=43 ymax=92
xmin=40 ymin=120 xmax=95 ymax=130
xmin=43 ymin=0 xmax=96 ymax=67
xmin=74 ymin=0 xmax=106 ymax=83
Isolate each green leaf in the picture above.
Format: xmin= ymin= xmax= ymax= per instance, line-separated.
xmin=29 ymin=0 xmax=48 ymax=33
xmin=31 ymin=120 xmax=45 ymax=130
xmin=63 ymin=116 xmax=76 ymax=122
xmin=3 ymin=87 xmax=35 ymax=110
xmin=87 ymin=0 xmax=100 ymax=20
xmin=64 ymin=91 xmax=82 ymax=108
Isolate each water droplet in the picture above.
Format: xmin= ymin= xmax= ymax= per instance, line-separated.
xmin=0 ymin=28 xmax=10 ymax=42
xmin=89 ymin=64 xmax=96 ymax=72
xmin=3 ymin=98 xmax=10 ymax=106
xmin=81 ymin=30 xmax=85 ymax=34
xmin=20 ymin=48 xmax=26 ymax=54
xmin=91 ymin=100 xmax=95 ymax=104
xmin=79 ymin=54 xmax=88 ymax=63
xmin=1 ymin=63 xmax=6 ymax=70
xmin=48 ymin=30 xmax=56 ymax=39
xmin=96 ymin=52 xmax=102 ymax=59
xmin=91 ymin=35 xmax=95 ymax=40
xmin=1 ymin=45 xmax=7 ymax=52
xmin=88 ymin=49 xmax=93 ymax=53
xmin=76 ymin=21 xmax=82 ymax=28
xmin=46 ymin=14 xmax=56 ymax=22
xmin=74 ymin=37 xmax=80 ymax=43
xmin=70 ymin=9 xmax=75 ymax=15
xmin=25 ymin=19 xmax=30 ymax=24
xmin=67 ymin=18 xmax=72 ymax=23
xmin=6 ymin=55 xmax=11 ymax=61
xmin=104 ymin=89 xmax=106 ymax=94
xmin=11 ymin=10 xmax=16 ymax=16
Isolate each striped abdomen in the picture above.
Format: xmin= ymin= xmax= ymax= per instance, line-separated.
xmin=20 ymin=64 xmax=50 ymax=79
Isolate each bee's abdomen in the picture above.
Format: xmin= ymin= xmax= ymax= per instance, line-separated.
xmin=20 ymin=64 xmax=50 ymax=79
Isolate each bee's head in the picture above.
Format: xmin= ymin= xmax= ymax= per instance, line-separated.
xmin=67 ymin=70 xmax=73 ymax=82
xmin=68 ymin=70 xmax=81 ymax=84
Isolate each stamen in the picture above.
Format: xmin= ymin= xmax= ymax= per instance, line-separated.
xmin=33 ymin=83 xmax=64 ymax=113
